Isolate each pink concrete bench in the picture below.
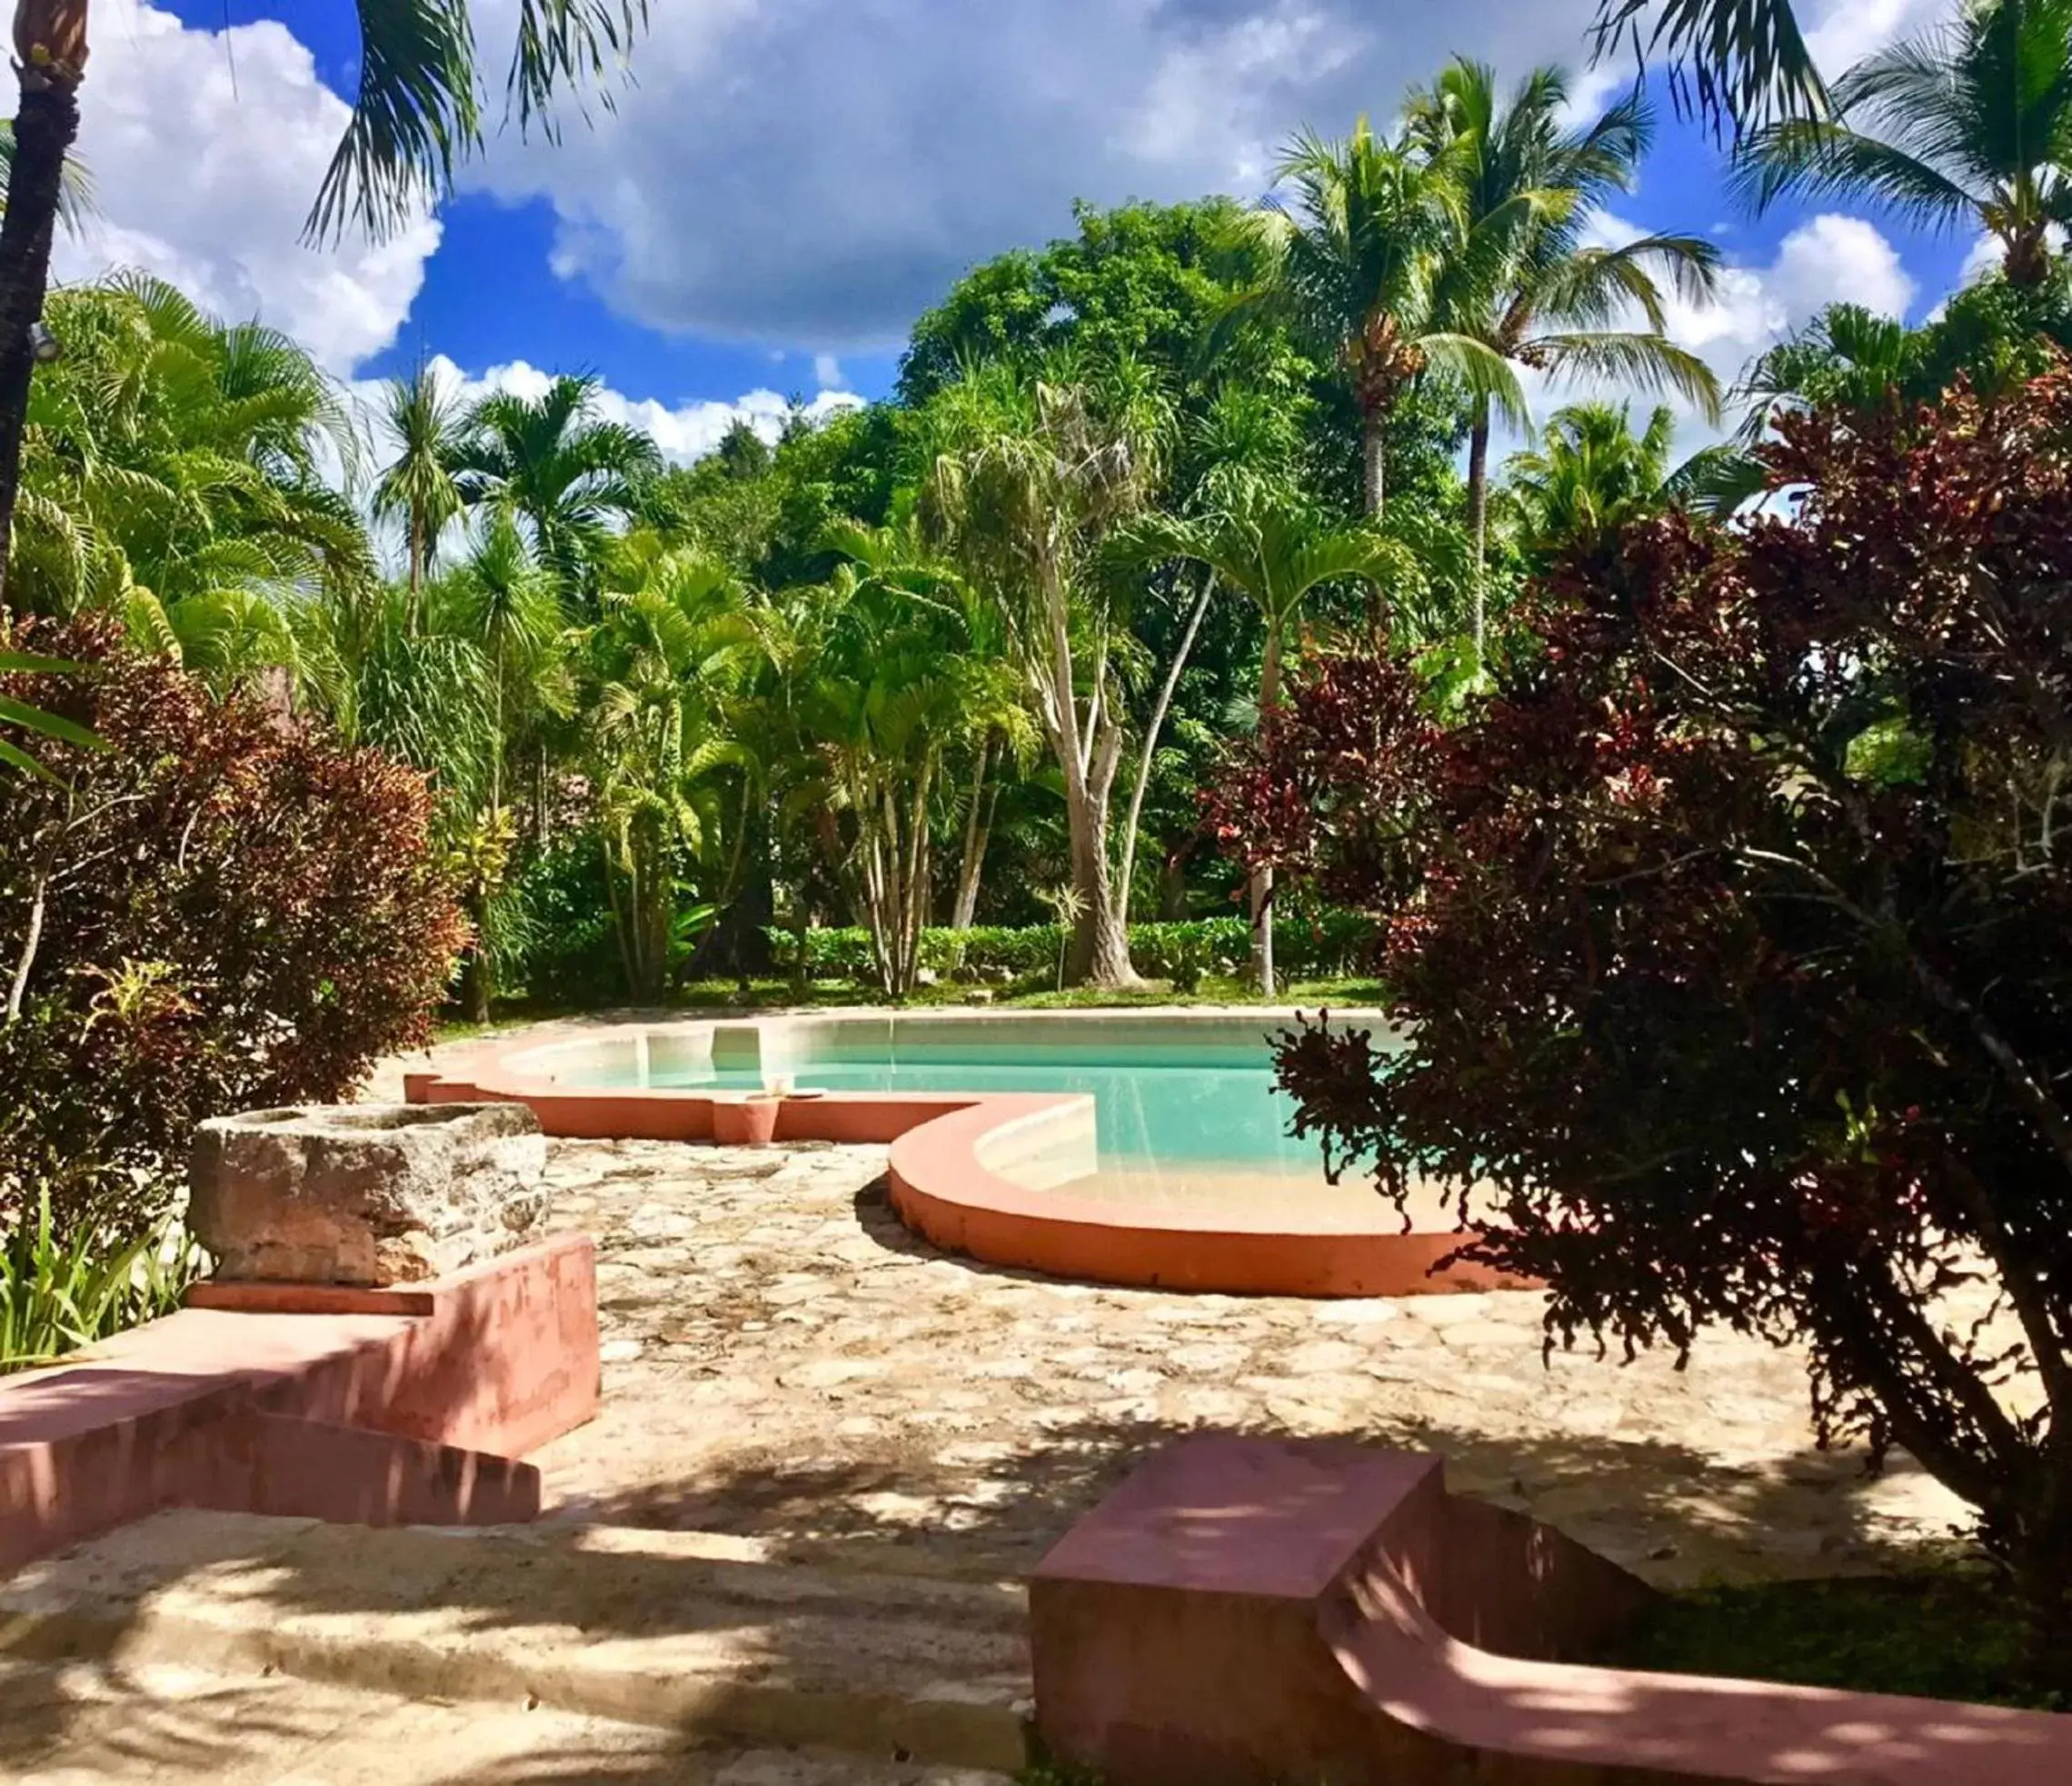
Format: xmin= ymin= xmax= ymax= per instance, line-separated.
xmin=0 ymin=1234 xmax=598 ymax=1574
xmin=1031 ymin=1433 xmax=2072 ymax=1785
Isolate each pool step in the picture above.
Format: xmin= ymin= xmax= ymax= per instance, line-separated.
xmin=0 ymin=1511 xmax=1032 ymax=1772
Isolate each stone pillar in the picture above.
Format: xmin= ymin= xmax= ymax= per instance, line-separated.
xmin=190 ymin=1103 xmax=549 ymax=1287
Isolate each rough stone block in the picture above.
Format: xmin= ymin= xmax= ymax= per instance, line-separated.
xmin=190 ymin=1103 xmax=549 ymax=1285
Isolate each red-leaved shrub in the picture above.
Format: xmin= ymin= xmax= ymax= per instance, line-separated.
xmin=1 ymin=617 xmax=466 ymax=1231
xmin=1212 ymin=372 xmax=2072 ymax=1678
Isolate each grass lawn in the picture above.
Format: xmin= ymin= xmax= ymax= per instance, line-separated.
xmin=1597 ymin=1568 xmax=2057 ymax=1711
xmin=435 ymin=975 xmax=1389 ymax=1042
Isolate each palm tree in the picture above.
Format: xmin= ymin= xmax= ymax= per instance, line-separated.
xmin=433 ymin=514 xmax=569 ymax=812
xmin=822 ymin=511 xmax=1031 ymax=941
xmin=450 ymin=374 xmax=662 ymax=606
xmin=1220 ymin=116 xmax=1525 ymax=519
xmin=0 ymin=120 xmax=91 ymax=228
xmin=1504 ymin=401 xmax=1680 ymax=562
xmin=1590 ymin=0 xmax=1825 ymax=137
xmin=583 ymin=548 xmax=762 ymax=1002
xmin=1734 ymin=303 xmax=1928 ymax=437
xmin=372 ymin=358 xmax=466 ymax=624
xmin=1733 ymin=0 xmax=2072 ymax=287
xmin=1406 ymin=59 xmax=1722 ymax=650
xmin=0 ymin=2 xmax=651 ymax=608
xmin=1123 ymin=485 xmax=1441 ymax=993
xmin=803 ymin=540 xmax=1030 ymax=995
xmin=10 ymin=274 xmax=374 ymax=691
xmin=921 ymin=352 xmax=1171 ymax=987
xmin=1111 ymin=381 xmax=1302 ymax=933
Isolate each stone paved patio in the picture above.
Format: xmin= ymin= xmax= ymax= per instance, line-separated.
xmin=512 ymin=1132 xmax=1971 ymax=1589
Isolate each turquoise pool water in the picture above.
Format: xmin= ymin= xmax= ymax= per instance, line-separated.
xmin=563 ymin=1032 xmax=1420 ymax=1220
xmin=638 ymin=1058 xmax=1312 ymax=1169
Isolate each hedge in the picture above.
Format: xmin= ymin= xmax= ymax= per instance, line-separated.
xmin=763 ymin=910 xmax=1379 ymax=984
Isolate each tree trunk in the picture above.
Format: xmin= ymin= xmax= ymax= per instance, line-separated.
xmin=1467 ymin=397 xmax=1491 ymax=664
xmin=1248 ymin=624 xmax=1283 ymax=996
xmin=1064 ymin=793 xmax=1134 ymax=987
xmin=407 ymin=513 xmax=425 ymax=634
xmin=1360 ymin=404 xmax=1390 ymax=646
xmin=0 ymin=31 xmax=85 ymax=612
xmin=5 ymin=833 xmax=55 ymax=1022
xmin=2006 ymin=1496 xmax=2072 ymax=1694
xmin=1361 ymin=405 xmax=1387 ymax=519
xmin=2005 ymin=224 xmax=2052 ymax=289
xmin=1035 ymin=558 xmax=1138 ymax=990
xmin=950 ymin=740 xmax=991 ymax=930
xmin=1158 ymin=850 xmax=1190 ymax=919
xmin=461 ymin=894 xmax=493 ymax=1025
xmin=1119 ymin=567 xmax=1215 ymax=930
xmin=788 ymin=897 xmax=811 ymax=1002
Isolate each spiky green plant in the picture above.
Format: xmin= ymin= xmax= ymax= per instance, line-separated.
xmin=0 ymin=1188 xmax=203 ymax=1374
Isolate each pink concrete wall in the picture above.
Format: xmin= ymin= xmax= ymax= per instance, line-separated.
xmin=0 ymin=1236 xmax=597 ymax=1574
xmin=1032 ymin=1434 xmax=2072 ymax=1786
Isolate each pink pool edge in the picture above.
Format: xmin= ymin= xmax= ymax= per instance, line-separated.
xmin=406 ymin=1015 xmax=1531 ymax=1299
xmin=1034 ymin=1433 xmax=2072 ymax=1786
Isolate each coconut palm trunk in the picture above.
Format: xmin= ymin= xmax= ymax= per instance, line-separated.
xmin=1467 ymin=398 xmax=1491 ymax=659
xmin=1360 ymin=409 xmax=1387 ymax=517
xmin=0 ymin=2 xmax=86 ymax=610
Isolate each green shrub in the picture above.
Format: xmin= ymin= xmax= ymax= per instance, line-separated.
xmin=505 ymin=833 xmax=623 ymax=1006
xmin=0 ymin=1189 xmax=204 ymax=1375
xmin=0 ymin=620 xmax=466 ymax=1240
xmin=762 ymin=911 xmax=1380 ymax=987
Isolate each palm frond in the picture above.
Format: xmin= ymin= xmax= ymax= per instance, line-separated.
xmin=1591 ymin=0 xmax=1828 ymax=138
xmin=1532 ymin=330 xmax=1724 ymax=423
xmin=310 ymin=1 xmax=648 ymax=244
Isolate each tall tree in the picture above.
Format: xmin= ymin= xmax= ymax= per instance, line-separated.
xmin=1125 ymin=484 xmax=1439 ymax=992
xmin=1734 ymin=0 xmax=2072 ymax=287
xmin=922 ymin=354 xmax=1170 ymax=986
xmin=809 ymin=523 xmax=1030 ymax=993
xmin=0 ymin=1 xmax=650 ymax=609
xmin=583 ymin=548 xmax=761 ymax=1002
xmin=1407 ymin=59 xmax=1720 ymax=650
xmin=450 ymin=374 xmax=662 ymax=605
xmin=1220 ymin=116 xmax=1525 ymax=519
xmin=372 ymin=358 xmax=465 ymax=624
xmin=1111 ymin=381 xmax=1305 ymax=935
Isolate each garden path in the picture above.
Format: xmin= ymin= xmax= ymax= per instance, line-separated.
xmin=507 ymin=1129 xmax=1970 ymax=1590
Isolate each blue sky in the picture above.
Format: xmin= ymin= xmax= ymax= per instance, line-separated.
xmin=71 ymin=0 xmax=1973 ymax=455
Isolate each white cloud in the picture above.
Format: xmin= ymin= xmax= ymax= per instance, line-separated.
xmin=460 ymin=0 xmax=1622 ymax=349
xmin=53 ymin=0 xmax=439 ymax=373
xmin=364 ymin=356 xmax=864 ymax=470
xmin=813 ymin=354 xmax=848 ymax=392
xmin=1519 ymin=210 xmax=1916 ymax=457
xmin=1802 ymin=0 xmax=1947 ymax=75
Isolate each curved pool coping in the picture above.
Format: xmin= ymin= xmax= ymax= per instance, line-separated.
xmin=405 ymin=1011 xmax=1524 ymax=1299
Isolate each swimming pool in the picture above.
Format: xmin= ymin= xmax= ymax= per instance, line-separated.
xmin=407 ymin=1011 xmax=1514 ymax=1296
xmin=540 ymin=1013 xmax=1407 ymax=1222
